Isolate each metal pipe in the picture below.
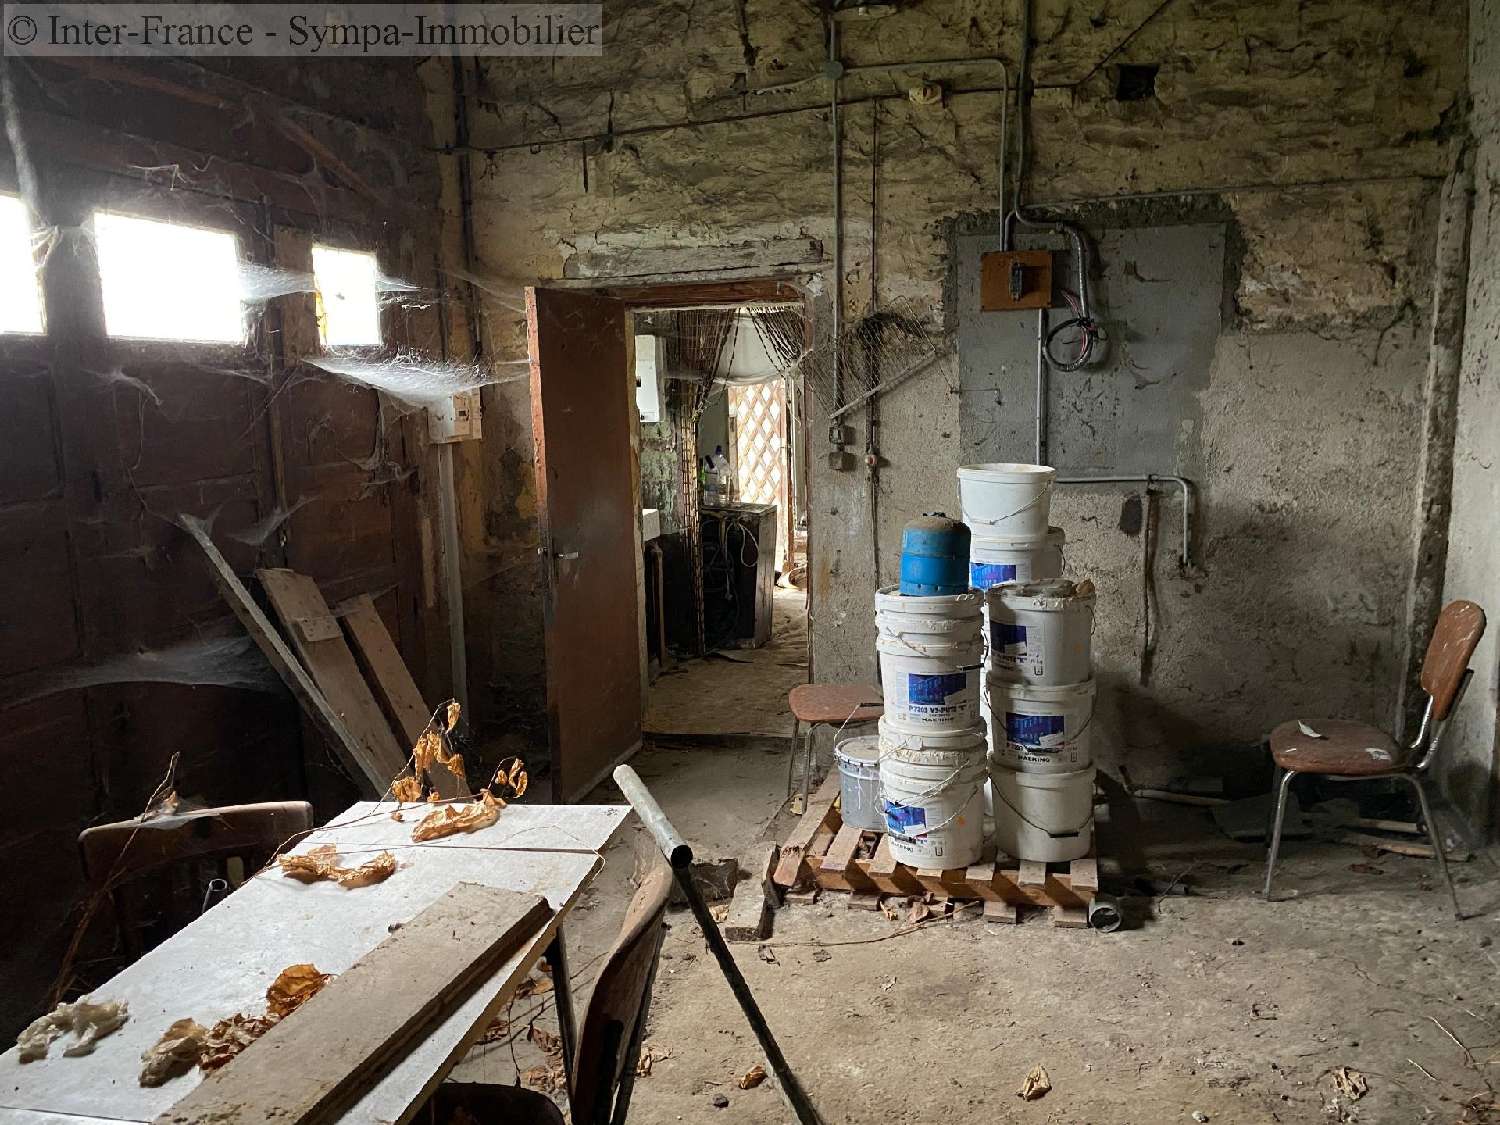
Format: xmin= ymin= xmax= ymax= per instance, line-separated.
xmin=829 ymin=15 xmax=843 ymax=412
xmin=435 ymin=444 xmax=471 ymax=722
xmin=612 ymin=765 xmax=825 ymax=1125
xmin=1053 ymin=475 xmax=1194 ymax=569
xmin=1034 ymin=308 xmax=1047 ymax=464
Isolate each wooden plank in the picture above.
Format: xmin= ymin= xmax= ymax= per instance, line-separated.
xmin=983 ymin=900 xmax=1020 ymax=924
xmin=722 ymin=883 xmax=772 ymax=943
xmin=1070 ymin=857 xmax=1099 ymax=893
xmin=859 ymin=834 xmax=921 ymax=896
xmin=157 ymin=884 xmax=551 ymax=1125
xmin=179 ymin=516 xmax=388 ymax=795
xmin=847 ymin=892 xmax=883 ymax=911
xmin=338 ymin=594 xmax=468 ymax=800
xmin=964 ymin=863 xmax=1003 ymax=902
xmin=1017 ymin=860 xmax=1047 ymax=887
xmin=258 ymin=568 xmax=409 ymax=787
xmin=817 ymin=823 xmax=866 ymax=892
xmin=1051 ymin=905 xmax=1089 ymax=928
xmin=772 ymin=773 xmax=842 ymax=887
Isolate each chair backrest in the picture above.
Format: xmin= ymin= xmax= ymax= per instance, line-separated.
xmin=1420 ymin=600 xmax=1487 ymax=720
xmin=79 ymin=801 xmax=314 ymax=955
xmin=570 ymin=856 xmax=673 ymax=1125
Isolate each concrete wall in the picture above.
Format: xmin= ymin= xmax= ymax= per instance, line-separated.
xmin=1440 ymin=0 xmax=1500 ymax=835
xmin=454 ymin=1 xmax=1467 ymax=791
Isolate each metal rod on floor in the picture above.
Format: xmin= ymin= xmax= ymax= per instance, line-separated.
xmin=613 ymin=765 xmax=825 ymax=1125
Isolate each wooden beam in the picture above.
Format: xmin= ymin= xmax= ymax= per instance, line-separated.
xmin=772 ymin=773 xmax=842 ymax=888
xmin=337 ymin=593 xmax=468 ymax=800
xmin=259 ymin=570 xmax=410 ymax=789
xmin=156 ymin=884 xmax=551 ymax=1125
xmin=179 ymin=516 xmax=388 ymax=795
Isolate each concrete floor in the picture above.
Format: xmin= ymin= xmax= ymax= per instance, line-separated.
xmin=456 ymin=605 xmax=1500 ymax=1124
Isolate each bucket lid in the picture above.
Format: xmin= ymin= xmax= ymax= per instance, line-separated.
xmin=834 ymin=734 xmax=880 ymax=765
xmin=970 ymin=525 xmax=1065 ymax=549
xmin=875 ymin=585 xmax=983 ymax=613
xmin=987 ymin=578 xmax=1096 ymax=608
xmin=904 ymin=513 xmax=967 ymax=535
xmin=879 ymin=718 xmax=987 ymax=752
xmin=957 ymin=463 xmax=1057 ymax=482
xmin=984 ymin=677 xmax=1097 ymax=701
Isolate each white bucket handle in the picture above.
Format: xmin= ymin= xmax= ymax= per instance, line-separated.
xmin=991 ymin=785 xmax=1096 ymax=839
xmin=886 ymin=768 xmax=985 ymax=838
xmin=964 ymin=480 xmax=1054 ymax=528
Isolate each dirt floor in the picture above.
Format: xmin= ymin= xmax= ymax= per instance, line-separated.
xmin=456 ymin=599 xmax=1500 ymax=1124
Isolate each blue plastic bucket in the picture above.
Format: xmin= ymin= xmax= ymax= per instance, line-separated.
xmin=899 ymin=514 xmax=971 ymax=596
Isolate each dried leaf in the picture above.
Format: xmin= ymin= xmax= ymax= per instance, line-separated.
xmin=391 ymin=775 xmax=423 ymax=803
xmin=477 ymin=1017 xmax=510 ymax=1044
xmin=199 ymin=1013 xmax=275 ymax=1072
xmin=445 ymin=700 xmax=461 ymax=732
xmin=1018 ymin=1064 xmax=1051 ymax=1101
xmin=139 ymin=1019 xmax=207 ymax=1087
xmin=1331 ymin=1066 xmax=1368 ymax=1101
xmin=412 ymin=789 xmax=503 ymax=842
xmin=527 ymin=1024 xmax=563 ymax=1057
xmin=445 ymin=752 xmax=466 ymax=779
xmin=636 ymin=1043 xmax=670 ymax=1076
xmin=142 ymin=788 xmax=181 ymax=822
xmin=522 ymin=1062 xmax=567 ymax=1093
xmin=266 ymin=964 xmax=332 ymax=1020
xmin=738 ymin=1064 xmax=767 ymax=1090
xmin=278 ymin=844 xmax=397 ymax=889
xmin=514 ymin=972 xmax=555 ymax=1000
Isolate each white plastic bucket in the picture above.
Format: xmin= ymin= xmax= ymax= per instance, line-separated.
xmin=990 ymin=763 xmax=1096 ymax=862
xmin=969 ymin=527 xmax=1065 ymax=590
xmin=985 ymin=579 xmax=1095 ymax=685
xmin=879 ymin=719 xmax=987 ymax=763
xmin=875 ymin=587 xmax=983 ymax=731
xmin=957 ymin=463 xmax=1056 ymax=539
xmin=834 ymin=735 xmax=884 ymax=832
xmin=880 ymin=750 xmax=986 ymax=869
xmin=985 ymin=677 xmax=1096 ymax=773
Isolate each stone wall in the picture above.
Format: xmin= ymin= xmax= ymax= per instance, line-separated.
xmin=454 ymin=1 xmax=1470 ymax=794
xmin=1440 ymin=0 xmax=1500 ymax=836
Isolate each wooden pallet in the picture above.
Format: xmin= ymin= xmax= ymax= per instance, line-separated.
xmin=774 ymin=774 xmax=1099 ymax=928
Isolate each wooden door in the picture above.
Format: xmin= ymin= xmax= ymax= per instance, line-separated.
xmin=528 ymin=288 xmax=641 ymax=800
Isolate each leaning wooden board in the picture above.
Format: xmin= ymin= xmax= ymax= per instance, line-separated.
xmin=337 ymin=593 xmax=468 ymax=800
xmin=258 ymin=569 xmax=409 ymax=788
xmin=157 ymin=884 xmax=550 ymax=1125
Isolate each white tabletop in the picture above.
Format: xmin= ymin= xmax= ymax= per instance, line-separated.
xmin=0 ymin=800 xmax=630 ymax=1125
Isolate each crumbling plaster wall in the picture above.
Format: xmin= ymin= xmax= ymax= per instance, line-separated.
xmin=454 ymin=0 xmax=1466 ymax=786
xmin=1440 ymin=0 xmax=1500 ymax=836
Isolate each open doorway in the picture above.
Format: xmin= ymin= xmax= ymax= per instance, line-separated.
xmin=635 ymin=304 xmax=810 ymax=742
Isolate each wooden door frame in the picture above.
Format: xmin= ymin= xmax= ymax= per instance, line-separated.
xmin=534 ymin=276 xmax=812 ymax=796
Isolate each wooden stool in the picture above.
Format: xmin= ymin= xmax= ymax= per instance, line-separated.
xmin=786 ymin=683 xmax=883 ymax=814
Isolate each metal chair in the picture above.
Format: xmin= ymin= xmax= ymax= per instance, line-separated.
xmin=427 ymin=857 xmax=674 ymax=1125
xmin=785 ymin=682 xmax=883 ymax=813
xmin=1262 ymin=600 xmax=1486 ymax=918
xmin=79 ymin=801 xmax=314 ymax=958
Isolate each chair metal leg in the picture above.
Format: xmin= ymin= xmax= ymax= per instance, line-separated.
xmin=547 ymin=929 xmax=578 ymax=1097
xmin=785 ymin=718 xmax=800 ymax=801
xmin=1404 ymin=773 xmax=1462 ymax=920
xmin=1262 ymin=768 xmax=1295 ymax=900
xmin=799 ymin=723 xmax=816 ymax=816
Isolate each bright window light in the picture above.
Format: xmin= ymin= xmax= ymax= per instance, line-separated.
xmin=0 ymin=194 xmax=44 ymax=334
xmin=312 ymin=245 xmax=381 ymax=347
xmin=94 ymin=212 xmax=243 ymax=343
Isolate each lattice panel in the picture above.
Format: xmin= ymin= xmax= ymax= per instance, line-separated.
xmin=730 ymin=380 xmax=785 ymax=507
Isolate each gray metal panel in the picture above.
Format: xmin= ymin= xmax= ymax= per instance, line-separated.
xmin=958 ymin=224 xmax=1225 ymax=476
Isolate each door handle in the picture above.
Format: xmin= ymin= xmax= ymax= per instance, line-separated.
xmin=554 ymin=550 xmax=580 ymax=561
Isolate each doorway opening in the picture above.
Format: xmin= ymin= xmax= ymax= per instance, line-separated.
xmin=634 ymin=302 xmax=811 ymax=743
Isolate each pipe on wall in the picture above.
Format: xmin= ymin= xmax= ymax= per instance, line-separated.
xmin=1053 ymin=475 xmax=1194 ymax=570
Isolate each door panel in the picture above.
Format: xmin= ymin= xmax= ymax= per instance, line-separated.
xmin=527 ymin=288 xmax=641 ymax=800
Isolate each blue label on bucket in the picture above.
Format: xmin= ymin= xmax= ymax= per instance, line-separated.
xmin=990 ymin=621 xmax=1027 ymax=654
xmin=1006 ymin=711 xmax=1065 ymax=747
xmin=970 ymin=561 xmax=1017 ymax=589
xmin=908 ymin=671 xmax=967 ymax=705
xmin=884 ymin=800 xmax=927 ymax=834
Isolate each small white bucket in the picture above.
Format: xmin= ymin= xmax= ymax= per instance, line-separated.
xmin=875 ymin=587 xmax=984 ymax=732
xmin=834 ymin=735 xmax=884 ymax=832
xmin=969 ymin=527 xmax=1065 ymax=590
xmin=985 ymin=579 xmax=1095 ymax=686
xmin=879 ymin=719 xmax=987 ymax=763
xmin=880 ymin=748 xmax=986 ymax=869
xmin=957 ymin=463 xmax=1056 ymax=539
xmin=985 ymin=677 xmax=1096 ymax=773
xmin=990 ymin=763 xmax=1096 ymax=863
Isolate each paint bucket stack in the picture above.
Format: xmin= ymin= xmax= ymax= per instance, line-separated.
xmin=958 ymin=463 xmax=1064 ymax=591
xmin=984 ymin=578 xmax=1098 ymax=862
xmin=957 ymin=461 xmax=1097 ymax=864
xmin=872 ymin=516 xmax=988 ymax=870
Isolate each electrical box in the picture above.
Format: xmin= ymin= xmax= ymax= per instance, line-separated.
xmin=979 ymin=249 xmax=1055 ymax=311
xmin=428 ymin=391 xmax=482 ymax=443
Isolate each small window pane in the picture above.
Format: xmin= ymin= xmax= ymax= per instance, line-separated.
xmin=95 ymin=212 xmax=243 ymax=343
xmin=0 ymin=194 xmax=44 ymax=334
xmin=312 ymin=245 xmax=381 ymax=347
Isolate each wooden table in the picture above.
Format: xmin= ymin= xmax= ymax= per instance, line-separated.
xmin=0 ymin=801 xmax=630 ymax=1125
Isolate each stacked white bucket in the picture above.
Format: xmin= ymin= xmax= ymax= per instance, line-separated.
xmin=958 ymin=464 xmax=1098 ymax=864
xmin=874 ymin=586 xmax=988 ymax=869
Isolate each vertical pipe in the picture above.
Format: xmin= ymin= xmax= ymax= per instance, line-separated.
xmin=829 ymin=16 xmax=843 ymax=410
xmin=1034 ymin=308 xmax=1048 ymax=465
xmin=435 ymin=444 xmax=470 ymax=722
